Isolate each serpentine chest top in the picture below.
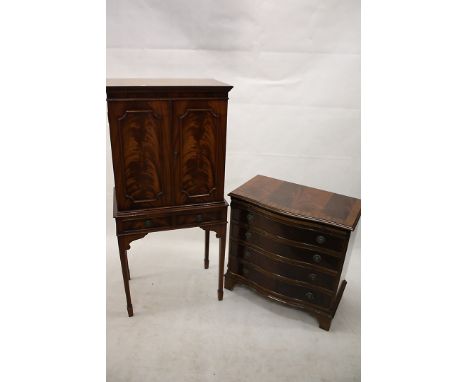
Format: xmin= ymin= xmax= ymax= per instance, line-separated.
xmin=107 ymin=79 xmax=233 ymax=317
xmin=225 ymin=175 xmax=361 ymax=331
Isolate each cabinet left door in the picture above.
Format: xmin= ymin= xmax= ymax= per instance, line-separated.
xmin=107 ymin=101 xmax=172 ymax=211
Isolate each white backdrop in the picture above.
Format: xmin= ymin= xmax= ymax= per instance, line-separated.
xmin=106 ymin=3 xmax=361 ymax=379
xmin=106 ymin=0 xmax=361 ymax=245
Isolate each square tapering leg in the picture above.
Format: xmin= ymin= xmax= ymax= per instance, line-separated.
xmin=217 ymin=225 xmax=227 ymax=301
xmin=118 ymin=239 xmax=133 ymax=317
xmin=204 ymin=230 xmax=210 ymax=269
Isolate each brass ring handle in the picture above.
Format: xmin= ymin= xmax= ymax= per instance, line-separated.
xmin=305 ymin=292 xmax=315 ymax=301
xmin=316 ymin=235 xmax=326 ymax=244
xmin=144 ymin=219 xmax=153 ymax=228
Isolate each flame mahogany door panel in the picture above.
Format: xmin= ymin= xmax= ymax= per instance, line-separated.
xmin=108 ymin=100 xmax=172 ymax=210
xmin=173 ymin=100 xmax=228 ymax=205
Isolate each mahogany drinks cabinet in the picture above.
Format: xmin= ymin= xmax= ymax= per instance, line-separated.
xmin=107 ymin=79 xmax=233 ymax=316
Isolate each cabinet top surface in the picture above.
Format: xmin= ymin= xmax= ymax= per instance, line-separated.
xmin=106 ymin=78 xmax=232 ymax=88
xmin=229 ymin=175 xmax=361 ymax=231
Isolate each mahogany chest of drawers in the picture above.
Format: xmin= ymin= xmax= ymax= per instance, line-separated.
xmin=225 ymin=175 xmax=361 ymax=331
xmin=107 ymin=79 xmax=233 ymax=317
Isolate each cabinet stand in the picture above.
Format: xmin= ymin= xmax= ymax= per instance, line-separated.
xmin=114 ymin=197 xmax=228 ymax=316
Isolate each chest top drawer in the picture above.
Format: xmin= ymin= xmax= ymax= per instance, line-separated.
xmin=231 ymin=203 xmax=348 ymax=253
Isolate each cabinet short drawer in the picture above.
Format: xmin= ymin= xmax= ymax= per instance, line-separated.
xmin=239 ymin=264 xmax=333 ymax=309
xmin=229 ymin=242 xmax=337 ymax=291
xmin=232 ymin=206 xmax=347 ymax=253
xmin=175 ymin=210 xmax=223 ymax=226
xmin=230 ymin=223 xmax=342 ymax=271
xmin=121 ymin=216 xmax=171 ymax=233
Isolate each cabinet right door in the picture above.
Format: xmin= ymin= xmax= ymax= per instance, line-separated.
xmin=173 ymin=100 xmax=227 ymax=205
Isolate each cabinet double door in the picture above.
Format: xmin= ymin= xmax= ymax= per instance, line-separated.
xmin=108 ymin=99 xmax=228 ymax=211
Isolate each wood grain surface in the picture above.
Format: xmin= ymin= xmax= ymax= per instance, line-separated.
xmin=229 ymin=175 xmax=361 ymax=231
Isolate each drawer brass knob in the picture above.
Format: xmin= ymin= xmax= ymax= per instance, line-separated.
xmin=316 ymin=235 xmax=326 ymax=244
xmin=243 ymin=268 xmax=250 ymax=276
xmin=312 ymin=254 xmax=322 ymax=263
xmin=144 ymin=219 xmax=153 ymax=228
xmin=245 ymin=231 xmax=252 ymax=240
xmin=246 ymin=213 xmax=254 ymax=222
xmin=308 ymin=273 xmax=317 ymax=281
xmin=196 ymin=214 xmax=203 ymax=222
xmin=244 ymin=250 xmax=252 ymax=258
xmin=305 ymin=292 xmax=315 ymax=301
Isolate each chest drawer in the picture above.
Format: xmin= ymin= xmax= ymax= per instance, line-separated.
xmin=229 ymin=242 xmax=337 ymax=291
xmin=119 ymin=208 xmax=224 ymax=234
xmin=230 ymin=223 xmax=342 ymax=271
xmin=174 ymin=210 xmax=224 ymax=226
xmin=121 ymin=216 xmax=172 ymax=233
xmin=231 ymin=205 xmax=348 ymax=253
xmin=239 ymin=264 xmax=333 ymax=309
